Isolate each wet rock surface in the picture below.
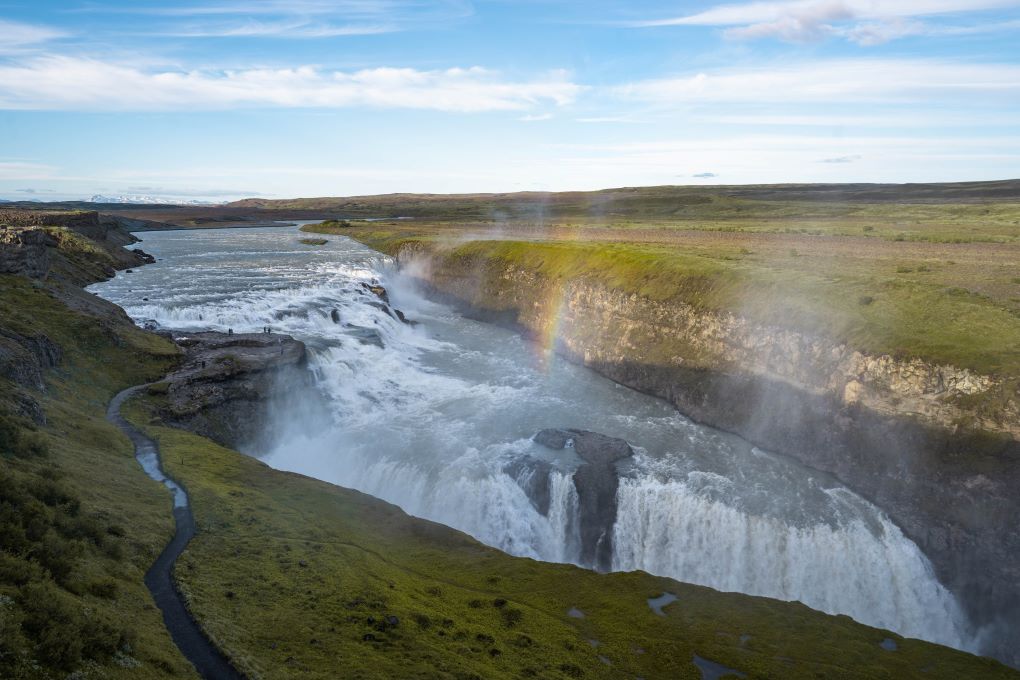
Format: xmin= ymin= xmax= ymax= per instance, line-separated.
xmin=160 ymin=331 xmax=309 ymax=448
xmin=534 ymin=428 xmax=634 ymax=571
xmin=503 ymin=457 xmax=554 ymax=516
xmin=343 ymin=324 xmax=385 ymax=348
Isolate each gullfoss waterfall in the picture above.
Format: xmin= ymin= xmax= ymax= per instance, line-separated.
xmin=90 ymin=225 xmax=978 ymax=654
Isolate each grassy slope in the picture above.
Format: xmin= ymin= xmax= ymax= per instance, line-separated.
xmin=304 ymin=220 xmax=1020 ymax=381
xmin=0 ymin=274 xmax=191 ymax=678
xmin=120 ymin=396 xmax=1017 ymax=680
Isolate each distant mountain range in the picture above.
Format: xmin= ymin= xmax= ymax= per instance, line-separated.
xmin=87 ymin=194 xmax=223 ymax=206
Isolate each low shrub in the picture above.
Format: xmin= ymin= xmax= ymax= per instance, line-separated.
xmin=0 ymin=415 xmax=49 ymax=459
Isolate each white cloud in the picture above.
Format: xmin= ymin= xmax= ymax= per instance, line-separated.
xmin=575 ymin=116 xmax=642 ymax=124
xmin=134 ymin=1 xmax=464 ymax=18
xmin=0 ymin=20 xmax=67 ymax=54
xmin=633 ymin=0 xmax=1020 ymax=44
xmin=161 ymin=20 xmax=396 ymax=38
xmin=0 ymin=161 xmax=57 ymax=180
xmin=615 ymin=59 xmax=1020 ymax=105
xmin=0 ymin=56 xmax=581 ymax=112
xmin=88 ymin=0 xmax=473 ymax=39
xmin=819 ymin=154 xmax=862 ymax=163
xmin=639 ymin=0 xmax=1019 ymax=26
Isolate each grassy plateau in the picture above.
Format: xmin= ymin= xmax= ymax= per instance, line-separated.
xmin=301 ymin=194 xmax=1020 ymax=379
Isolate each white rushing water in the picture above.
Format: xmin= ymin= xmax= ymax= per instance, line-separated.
xmin=90 ymin=225 xmax=977 ymax=651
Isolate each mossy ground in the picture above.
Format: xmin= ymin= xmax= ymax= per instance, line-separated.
xmin=118 ymin=394 xmax=1017 ymax=680
xmin=0 ymin=274 xmax=190 ymax=678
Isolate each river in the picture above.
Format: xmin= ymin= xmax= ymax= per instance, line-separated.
xmin=89 ymin=224 xmax=978 ymax=653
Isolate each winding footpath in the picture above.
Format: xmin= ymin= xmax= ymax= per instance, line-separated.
xmin=107 ymin=386 xmax=244 ymax=680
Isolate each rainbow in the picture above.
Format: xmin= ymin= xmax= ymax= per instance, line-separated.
xmin=531 ymin=279 xmax=570 ymax=371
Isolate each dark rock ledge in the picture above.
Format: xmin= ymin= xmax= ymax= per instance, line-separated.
xmin=527 ymin=428 xmax=634 ymax=571
xmin=156 ymin=331 xmax=308 ymax=448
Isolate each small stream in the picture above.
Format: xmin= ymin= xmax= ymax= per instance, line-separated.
xmin=106 ymin=386 xmax=243 ymax=680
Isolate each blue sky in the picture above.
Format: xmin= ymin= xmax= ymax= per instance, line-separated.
xmin=1 ymin=0 xmax=1018 ymax=201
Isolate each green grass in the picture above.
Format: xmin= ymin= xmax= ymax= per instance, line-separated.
xmin=120 ymin=396 xmax=1018 ymax=680
xmin=0 ymin=274 xmax=190 ymax=678
xmin=317 ymin=226 xmax=1020 ymax=377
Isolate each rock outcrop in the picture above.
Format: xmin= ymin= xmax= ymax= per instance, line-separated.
xmin=0 ymin=228 xmax=56 ymax=278
xmin=529 ymin=428 xmax=634 ymax=571
xmin=0 ymin=209 xmax=156 ymax=284
xmin=1 ymin=209 xmax=159 ymax=423
xmin=0 ymin=328 xmax=61 ymax=392
xmin=158 ymin=332 xmax=309 ymax=448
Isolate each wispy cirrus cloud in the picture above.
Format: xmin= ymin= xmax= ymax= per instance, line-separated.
xmin=0 ymin=161 xmax=57 ymax=180
xmin=127 ymin=0 xmax=465 ymax=17
xmin=614 ymin=59 xmax=1020 ymax=105
xmin=77 ymin=0 xmax=473 ymax=39
xmin=0 ymin=19 xmax=67 ymax=54
xmin=158 ymin=20 xmax=396 ymax=38
xmin=0 ymin=56 xmax=581 ymax=112
xmin=819 ymin=154 xmax=862 ymax=163
xmin=632 ymin=0 xmax=1020 ymax=45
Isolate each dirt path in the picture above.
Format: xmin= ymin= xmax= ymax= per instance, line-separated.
xmin=107 ymin=385 xmax=245 ymax=680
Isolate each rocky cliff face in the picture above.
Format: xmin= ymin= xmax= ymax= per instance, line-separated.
xmin=0 ymin=210 xmax=155 ymax=283
xmin=156 ymin=331 xmax=310 ymax=449
xmin=393 ymin=244 xmax=1020 ymax=663
xmin=0 ymin=210 xmax=161 ymax=423
xmin=0 ymin=228 xmax=56 ymax=279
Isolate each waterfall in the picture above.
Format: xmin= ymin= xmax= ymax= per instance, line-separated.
xmin=88 ymin=226 xmax=979 ymax=657
xmin=611 ymin=476 xmax=974 ymax=649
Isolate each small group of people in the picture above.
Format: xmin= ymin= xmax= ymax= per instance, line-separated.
xmin=224 ymin=326 xmax=272 ymax=335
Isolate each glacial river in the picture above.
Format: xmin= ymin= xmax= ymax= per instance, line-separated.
xmin=90 ymin=224 xmax=978 ymax=652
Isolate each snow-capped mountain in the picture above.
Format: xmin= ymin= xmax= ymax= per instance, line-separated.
xmin=87 ymin=194 xmax=223 ymax=206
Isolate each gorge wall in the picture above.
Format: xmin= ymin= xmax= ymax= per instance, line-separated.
xmin=385 ymin=240 xmax=1020 ymax=661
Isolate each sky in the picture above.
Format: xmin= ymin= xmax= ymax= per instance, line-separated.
xmin=0 ymin=0 xmax=1018 ymax=202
